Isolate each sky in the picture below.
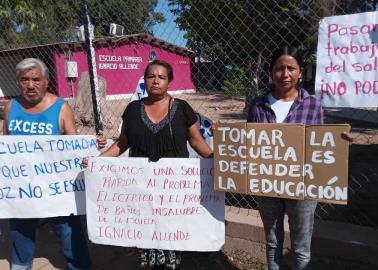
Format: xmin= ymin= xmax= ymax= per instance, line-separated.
xmin=151 ymin=0 xmax=187 ymax=48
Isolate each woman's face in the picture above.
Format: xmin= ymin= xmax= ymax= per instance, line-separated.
xmin=145 ymin=64 xmax=170 ymax=97
xmin=271 ymin=54 xmax=302 ymax=94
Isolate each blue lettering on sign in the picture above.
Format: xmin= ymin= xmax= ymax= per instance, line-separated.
xmin=0 ymin=140 xmax=44 ymax=154
xmin=49 ymin=182 xmax=62 ymax=196
xmin=34 ymin=158 xmax=82 ymax=175
xmin=64 ymin=178 xmax=86 ymax=192
xmin=48 ymin=178 xmax=86 ymax=195
xmin=19 ymin=183 xmax=43 ymax=199
xmin=0 ymin=187 xmax=16 ymax=199
xmin=47 ymin=138 xmax=98 ymax=152
xmin=1 ymin=164 xmax=28 ymax=179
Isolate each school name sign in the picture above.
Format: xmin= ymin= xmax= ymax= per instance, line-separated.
xmin=315 ymin=11 xmax=378 ymax=107
xmin=85 ymin=158 xmax=225 ymax=251
xmin=214 ymin=123 xmax=350 ymax=204
xmin=0 ymin=135 xmax=100 ymax=218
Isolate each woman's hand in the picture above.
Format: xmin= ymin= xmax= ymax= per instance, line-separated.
xmin=96 ymin=133 xmax=107 ymax=149
xmin=82 ymin=133 xmax=106 ymax=169
xmin=82 ymin=157 xmax=89 ymax=169
xmin=341 ymin=132 xmax=353 ymax=143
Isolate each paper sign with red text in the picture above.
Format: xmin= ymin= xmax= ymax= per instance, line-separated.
xmin=85 ymin=157 xmax=225 ymax=251
xmin=315 ymin=11 xmax=378 ymax=107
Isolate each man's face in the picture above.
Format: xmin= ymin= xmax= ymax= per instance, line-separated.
xmin=17 ymin=67 xmax=48 ymax=104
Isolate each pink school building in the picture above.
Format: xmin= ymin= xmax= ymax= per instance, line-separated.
xmin=0 ymin=33 xmax=195 ymax=99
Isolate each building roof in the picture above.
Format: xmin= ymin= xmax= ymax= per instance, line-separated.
xmin=0 ymin=33 xmax=195 ymax=57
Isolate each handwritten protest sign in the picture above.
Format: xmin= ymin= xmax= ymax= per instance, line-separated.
xmin=246 ymin=124 xmax=305 ymax=200
xmin=0 ymin=135 xmax=99 ymax=218
xmin=315 ymin=11 xmax=378 ymax=107
xmin=214 ymin=122 xmax=247 ymax=193
xmin=85 ymin=158 xmax=225 ymax=251
xmin=305 ymin=125 xmax=349 ymax=204
xmin=214 ymin=123 xmax=350 ymax=204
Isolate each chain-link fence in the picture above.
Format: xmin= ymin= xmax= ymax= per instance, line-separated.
xmin=0 ymin=0 xmax=377 ymax=227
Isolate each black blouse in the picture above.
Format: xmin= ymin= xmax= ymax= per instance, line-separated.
xmin=121 ymin=98 xmax=197 ymax=161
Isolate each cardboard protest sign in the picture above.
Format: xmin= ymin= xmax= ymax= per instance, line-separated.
xmin=305 ymin=125 xmax=350 ymax=204
xmin=246 ymin=123 xmax=305 ymax=200
xmin=0 ymin=135 xmax=100 ymax=218
xmin=214 ymin=123 xmax=350 ymax=204
xmin=213 ymin=122 xmax=248 ymax=193
xmin=85 ymin=157 xmax=225 ymax=251
xmin=314 ymin=11 xmax=378 ymax=107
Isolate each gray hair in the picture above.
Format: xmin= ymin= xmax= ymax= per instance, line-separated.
xmin=16 ymin=58 xmax=49 ymax=80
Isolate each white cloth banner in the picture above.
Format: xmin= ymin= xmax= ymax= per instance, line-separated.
xmin=315 ymin=11 xmax=378 ymax=107
xmin=85 ymin=157 xmax=225 ymax=251
xmin=0 ymin=135 xmax=100 ymax=218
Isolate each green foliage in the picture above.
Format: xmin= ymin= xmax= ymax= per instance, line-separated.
xmin=0 ymin=0 xmax=165 ymax=49
xmin=169 ymin=0 xmax=375 ymax=103
xmin=304 ymin=0 xmax=375 ymax=53
xmin=169 ymin=0 xmax=311 ymax=96
xmin=86 ymin=0 xmax=165 ymax=37
xmin=170 ymin=0 xmax=308 ymax=68
xmin=170 ymin=0 xmax=375 ymax=67
xmin=221 ymin=67 xmax=250 ymax=97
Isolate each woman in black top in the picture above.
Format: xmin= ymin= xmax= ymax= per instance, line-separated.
xmin=121 ymin=94 xmax=201 ymax=161
xmin=100 ymin=59 xmax=213 ymax=269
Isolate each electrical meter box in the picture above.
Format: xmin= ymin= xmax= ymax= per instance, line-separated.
xmin=65 ymin=61 xmax=78 ymax=78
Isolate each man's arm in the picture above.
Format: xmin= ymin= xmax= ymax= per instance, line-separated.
xmin=2 ymin=100 xmax=12 ymax=135
xmin=59 ymin=102 xmax=76 ymax=135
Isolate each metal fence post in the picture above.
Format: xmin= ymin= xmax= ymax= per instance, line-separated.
xmin=83 ymin=2 xmax=103 ymax=134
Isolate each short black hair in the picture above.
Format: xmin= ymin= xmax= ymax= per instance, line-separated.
xmin=144 ymin=59 xmax=174 ymax=82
